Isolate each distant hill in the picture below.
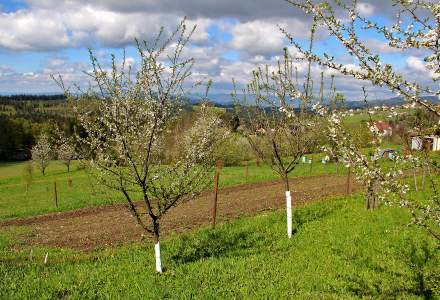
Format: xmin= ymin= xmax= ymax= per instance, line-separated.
xmin=2 ymin=92 xmax=437 ymax=109
xmin=187 ymin=93 xmax=440 ymax=109
xmin=0 ymin=94 xmax=66 ymax=102
xmin=344 ymin=96 xmax=439 ymax=109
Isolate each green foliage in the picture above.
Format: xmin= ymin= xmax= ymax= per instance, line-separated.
xmin=0 ymin=116 xmax=39 ymax=160
xmin=213 ymin=133 xmax=253 ymax=166
xmin=0 ymin=197 xmax=438 ymax=298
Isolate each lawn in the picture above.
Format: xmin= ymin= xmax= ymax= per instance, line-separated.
xmin=342 ymin=107 xmax=413 ymax=126
xmin=0 ymin=155 xmax=344 ymax=220
xmin=0 ymin=195 xmax=438 ymax=298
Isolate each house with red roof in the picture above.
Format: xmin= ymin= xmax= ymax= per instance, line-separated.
xmin=373 ymin=121 xmax=393 ymax=137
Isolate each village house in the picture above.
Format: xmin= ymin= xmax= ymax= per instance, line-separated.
xmin=374 ymin=121 xmax=393 ymax=137
xmin=411 ymin=135 xmax=440 ymax=151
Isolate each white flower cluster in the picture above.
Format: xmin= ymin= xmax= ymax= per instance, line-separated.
xmin=63 ymin=20 xmax=225 ymax=241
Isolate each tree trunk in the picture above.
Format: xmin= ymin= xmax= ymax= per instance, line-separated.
xmin=365 ymin=180 xmax=378 ymax=210
xmin=153 ymin=220 xmax=162 ymax=273
xmin=67 ymin=164 xmax=70 ymax=173
xmin=284 ymin=174 xmax=292 ymax=238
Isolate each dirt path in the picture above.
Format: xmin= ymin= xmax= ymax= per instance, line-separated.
xmin=0 ymin=174 xmax=362 ymax=251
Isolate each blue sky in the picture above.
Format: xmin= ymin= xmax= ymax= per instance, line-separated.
xmin=0 ymin=0 xmax=433 ymax=100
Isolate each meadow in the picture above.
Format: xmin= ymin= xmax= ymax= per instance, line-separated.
xmin=0 ymin=154 xmax=346 ymax=220
xmin=0 ymin=113 xmax=438 ymax=298
xmin=1 ymin=195 xmax=438 ymax=298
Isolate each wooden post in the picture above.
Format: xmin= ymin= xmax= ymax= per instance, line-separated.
xmin=244 ymin=160 xmax=249 ymax=183
xmin=413 ymin=168 xmax=419 ymax=192
xmin=212 ymin=160 xmax=223 ymax=229
xmin=54 ymin=181 xmax=58 ymax=208
xmin=346 ymin=166 xmax=352 ymax=195
xmin=67 ymin=177 xmax=72 ymax=188
xmin=256 ymin=157 xmax=261 ymax=167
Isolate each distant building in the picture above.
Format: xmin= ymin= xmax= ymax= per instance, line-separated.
xmin=411 ymin=135 xmax=440 ymax=151
xmin=374 ymin=121 xmax=393 ymax=137
xmin=372 ymin=148 xmax=396 ymax=160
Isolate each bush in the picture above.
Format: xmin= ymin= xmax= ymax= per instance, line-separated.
xmin=214 ymin=134 xmax=253 ymax=166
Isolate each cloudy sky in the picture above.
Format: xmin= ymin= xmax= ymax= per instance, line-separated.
xmin=0 ymin=0 xmax=433 ymax=101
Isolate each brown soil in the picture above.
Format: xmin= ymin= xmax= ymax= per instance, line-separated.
xmin=0 ymin=174 xmax=362 ymax=251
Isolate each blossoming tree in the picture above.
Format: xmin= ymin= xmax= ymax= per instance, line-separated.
xmin=31 ymin=133 xmax=52 ymax=176
xmin=56 ymin=131 xmax=76 ymax=173
xmin=285 ymin=0 xmax=440 ymax=240
xmin=234 ymin=47 xmax=321 ymax=238
xmin=56 ymin=20 xmax=223 ymax=272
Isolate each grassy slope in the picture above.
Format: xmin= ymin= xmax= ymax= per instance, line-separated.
xmin=0 ymin=155 xmax=342 ymax=220
xmin=1 ymin=195 xmax=438 ymax=299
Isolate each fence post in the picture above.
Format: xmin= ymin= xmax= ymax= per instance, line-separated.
xmin=54 ymin=181 xmax=58 ymax=208
xmin=244 ymin=160 xmax=249 ymax=183
xmin=346 ymin=166 xmax=352 ymax=195
xmin=212 ymin=160 xmax=224 ymax=229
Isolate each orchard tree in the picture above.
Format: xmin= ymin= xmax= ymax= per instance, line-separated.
xmin=31 ymin=133 xmax=52 ymax=176
xmin=54 ymin=125 xmax=77 ymax=173
xmin=55 ymin=20 xmax=224 ymax=272
xmin=285 ymin=0 xmax=440 ymax=240
xmin=57 ymin=141 xmax=76 ymax=172
xmin=233 ymin=44 xmax=321 ymax=238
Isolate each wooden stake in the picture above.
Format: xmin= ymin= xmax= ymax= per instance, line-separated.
xmin=244 ymin=160 xmax=249 ymax=183
xmin=212 ymin=160 xmax=223 ymax=229
xmin=346 ymin=166 xmax=352 ymax=195
xmin=54 ymin=181 xmax=58 ymax=208
xmin=413 ymin=168 xmax=419 ymax=192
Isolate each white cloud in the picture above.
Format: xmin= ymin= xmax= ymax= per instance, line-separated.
xmin=406 ymin=56 xmax=428 ymax=73
xmin=0 ymin=4 xmax=212 ymax=51
xmin=230 ymin=20 xmax=285 ymax=56
xmin=0 ymin=0 xmax=432 ymax=100
xmin=356 ymin=2 xmax=375 ymax=16
xmin=230 ymin=18 xmax=311 ymax=57
xmin=366 ymin=39 xmax=402 ymax=54
xmin=0 ymin=9 xmax=69 ymax=50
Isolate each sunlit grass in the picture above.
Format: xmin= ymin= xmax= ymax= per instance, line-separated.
xmin=0 ymin=195 xmax=438 ymax=298
xmin=0 ymin=156 xmax=344 ymax=220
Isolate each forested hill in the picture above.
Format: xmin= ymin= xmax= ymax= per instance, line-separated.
xmin=0 ymin=94 xmax=74 ymax=161
xmin=0 ymin=94 xmax=66 ymax=102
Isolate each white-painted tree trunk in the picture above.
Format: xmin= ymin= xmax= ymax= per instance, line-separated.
xmin=286 ymin=191 xmax=292 ymax=238
xmin=155 ymin=242 xmax=162 ymax=273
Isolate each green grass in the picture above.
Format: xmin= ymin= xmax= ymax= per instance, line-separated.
xmin=0 ymin=195 xmax=438 ymax=298
xmin=0 ymin=156 xmax=343 ymax=220
xmin=342 ymin=108 xmax=412 ymax=125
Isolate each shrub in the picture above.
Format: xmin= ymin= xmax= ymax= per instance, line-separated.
xmin=214 ymin=134 xmax=253 ymax=166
